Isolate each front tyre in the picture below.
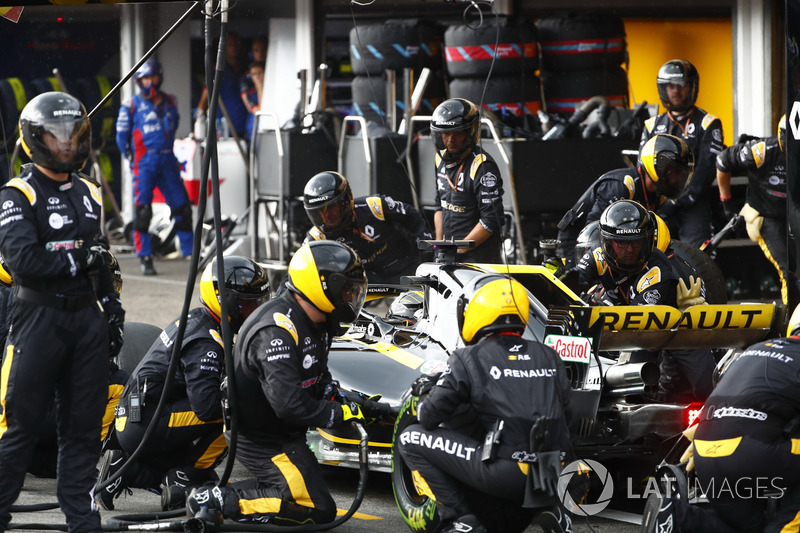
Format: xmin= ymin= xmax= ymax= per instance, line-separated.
xmin=391 ymin=394 xmax=441 ymax=533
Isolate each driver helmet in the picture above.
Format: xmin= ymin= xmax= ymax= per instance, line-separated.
xmin=19 ymin=91 xmax=91 ymax=174
xmin=287 ymin=241 xmax=367 ymax=324
xmin=200 ymin=256 xmax=271 ymax=332
xmin=656 ymin=59 xmax=699 ymax=114
xmin=575 ymin=221 xmax=601 ymax=265
xmin=430 ymin=98 xmax=481 ymax=163
xmin=779 ymin=114 xmax=787 ymax=152
xmin=599 ymin=200 xmax=655 ymax=276
xmin=385 ymin=290 xmax=424 ymax=326
xmin=134 ymin=58 xmax=163 ymax=101
xmin=303 ymin=171 xmax=355 ymax=238
xmin=639 ymin=134 xmax=694 ymax=198
xmin=457 ymin=274 xmax=529 ymax=345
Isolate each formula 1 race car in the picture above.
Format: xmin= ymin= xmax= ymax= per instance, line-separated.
xmin=311 ymin=241 xmax=784 ymax=490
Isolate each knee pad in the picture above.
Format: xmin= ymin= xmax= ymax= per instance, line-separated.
xmin=134 ymin=204 xmax=153 ymax=234
xmin=172 ymin=203 xmax=193 ymax=233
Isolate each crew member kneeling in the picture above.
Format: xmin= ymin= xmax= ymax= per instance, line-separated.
xmin=99 ymin=256 xmax=270 ymax=511
xmin=398 ymin=274 xmax=573 ymax=533
xmin=186 ymin=241 xmax=387 ymax=525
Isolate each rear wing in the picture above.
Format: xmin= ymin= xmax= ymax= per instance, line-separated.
xmin=570 ymin=303 xmax=785 ymax=351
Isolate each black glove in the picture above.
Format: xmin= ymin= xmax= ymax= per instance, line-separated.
xmin=341 ymin=402 xmax=365 ymax=424
xmin=107 ymin=311 xmax=125 ymax=359
xmin=657 ymin=199 xmax=680 ymax=220
xmin=322 ymin=379 xmax=341 ymax=401
xmin=342 ymin=390 xmax=397 ymax=420
xmin=69 ymin=240 xmax=107 ymax=273
xmin=721 ymin=198 xmax=737 ymax=221
xmin=410 ymin=373 xmax=441 ymax=398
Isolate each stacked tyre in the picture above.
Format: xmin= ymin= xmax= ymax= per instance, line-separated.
xmin=349 ymin=19 xmax=445 ymax=127
xmin=444 ymin=17 xmax=541 ymax=133
xmin=536 ymin=12 xmax=629 ymax=116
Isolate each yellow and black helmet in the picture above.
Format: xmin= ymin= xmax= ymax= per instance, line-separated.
xmin=599 ymin=200 xmax=655 ymax=275
xmin=575 ymin=221 xmax=601 ymax=265
xmin=778 ymin=114 xmax=787 ymax=152
xmin=639 ymin=133 xmax=694 ymax=199
xmin=287 ymin=241 xmax=367 ymax=323
xmin=456 ymin=274 xmax=530 ymax=345
xmin=386 ymin=290 xmax=424 ymax=326
xmin=200 ymin=256 xmax=271 ymax=332
xmin=303 ymin=171 xmax=355 ymax=238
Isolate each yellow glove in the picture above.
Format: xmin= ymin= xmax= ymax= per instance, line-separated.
xmin=341 ymin=402 xmax=365 ymax=424
xmin=677 ymin=275 xmax=706 ymax=311
xmin=679 ymin=424 xmax=697 ymax=472
xmin=740 ymin=203 xmax=764 ymax=243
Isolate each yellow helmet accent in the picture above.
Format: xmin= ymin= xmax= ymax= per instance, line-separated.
xmin=199 ymin=256 xmax=271 ymax=331
xmin=287 ymin=241 xmax=367 ymax=323
xmin=652 ymin=212 xmax=671 ymax=253
xmin=288 ymin=243 xmax=335 ymax=313
xmin=787 ymin=303 xmax=800 ymax=337
xmin=639 ymin=134 xmax=694 ymax=198
xmin=458 ymin=275 xmax=529 ymax=345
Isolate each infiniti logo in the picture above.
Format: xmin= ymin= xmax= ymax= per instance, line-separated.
xmin=48 ymin=197 xmax=60 ymax=205
xmin=2 ymin=201 xmax=12 ymax=210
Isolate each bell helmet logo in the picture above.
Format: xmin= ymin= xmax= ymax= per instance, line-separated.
xmin=557 ymin=459 xmax=614 ymax=516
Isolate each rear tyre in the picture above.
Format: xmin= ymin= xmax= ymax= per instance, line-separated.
xmin=670 ymin=240 xmax=728 ymax=304
xmin=116 ymin=322 xmax=163 ymax=375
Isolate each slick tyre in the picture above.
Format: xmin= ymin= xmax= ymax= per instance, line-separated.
xmin=116 ymin=322 xmax=163 ymax=375
xmin=536 ymin=12 xmax=627 ymax=72
xmin=391 ymin=395 xmax=534 ymax=533
xmin=444 ymin=18 xmax=539 ymax=77
xmin=670 ymin=240 xmax=728 ymax=304
xmin=350 ymin=20 xmax=443 ymax=76
xmin=392 ymin=395 xmax=442 ymax=533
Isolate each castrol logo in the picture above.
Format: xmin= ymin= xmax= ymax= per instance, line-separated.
xmin=544 ymin=335 xmax=592 ymax=364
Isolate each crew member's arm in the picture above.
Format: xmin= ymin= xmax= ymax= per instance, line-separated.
xmin=183 ymin=338 xmax=225 ymax=421
xmin=418 ymin=351 xmax=470 ymax=429
xmin=384 ymin=197 xmax=433 ymax=241
xmin=679 ymin=116 xmax=725 ymax=208
xmin=252 ymin=327 xmax=352 ymax=428
xmin=469 ymin=160 xmax=504 ymax=250
xmin=433 ymin=210 xmax=443 ymax=240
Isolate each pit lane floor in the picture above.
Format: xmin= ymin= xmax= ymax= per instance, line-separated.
xmin=6 ymin=250 xmax=642 ymax=532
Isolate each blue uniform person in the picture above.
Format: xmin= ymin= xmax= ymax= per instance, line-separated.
xmin=0 ymin=92 xmax=123 ymax=533
xmin=116 ymin=58 xmax=193 ymax=276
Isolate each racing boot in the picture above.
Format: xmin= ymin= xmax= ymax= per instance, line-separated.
xmin=641 ymin=492 xmax=677 ymax=533
xmin=96 ymin=449 xmax=128 ymax=511
xmin=140 ymin=255 xmax=157 ymax=276
xmin=439 ymin=514 xmax=486 ymax=533
xmin=537 ymin=506 xmax=574 ymax=533
xmin=160 ymin=468 xmax=191 ymax=511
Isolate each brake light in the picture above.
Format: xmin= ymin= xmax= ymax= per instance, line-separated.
xmin=684 ymin=402 xmax=703 ymax=428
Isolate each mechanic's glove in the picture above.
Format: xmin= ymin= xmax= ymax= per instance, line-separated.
xmin=341 ymin=402 xmax=366 ymax=424
xmin=676 ymin=275 xmax=706 ymax=311
xmin=680 ymin=423 xmax=697 ymax=472
xmin=720 ymin=197 xmax=737 ymax=221
xmin=68 ymin=243 xmax=106 ymax=273
xmin=341 ymin=390 xmax=397 ymax=420
xmin=542 ymin=256 xmax=565 ymax=278
xmin=657 ymin=199 xmax=680 ymax=220
xmin=322 ymin=380 xmax=342 ymax=402
xmin=107 ymin=311 xmax=125 ymax=359
xmin=410 ymin=373 xmax=441 ymax=398
xmin=740 ymin=203 xmax=764 ymax=243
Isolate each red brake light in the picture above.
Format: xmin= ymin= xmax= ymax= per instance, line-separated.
xmin=684 ymin=402 xmax=703 ymax=428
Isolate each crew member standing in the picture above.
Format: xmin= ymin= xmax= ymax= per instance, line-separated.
xmin=431 ymin=98 xmax=505 ymax=263
xmin=116 ymin=57 xmax=193 ymax=276
xmin=640 ymin=59 xmax=725 ymax=247
xmin=0 ymin=91 xmax=122 ymax=533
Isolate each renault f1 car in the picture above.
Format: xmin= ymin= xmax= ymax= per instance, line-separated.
xmin=310 ymin=242 xmax=784 ymax=474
